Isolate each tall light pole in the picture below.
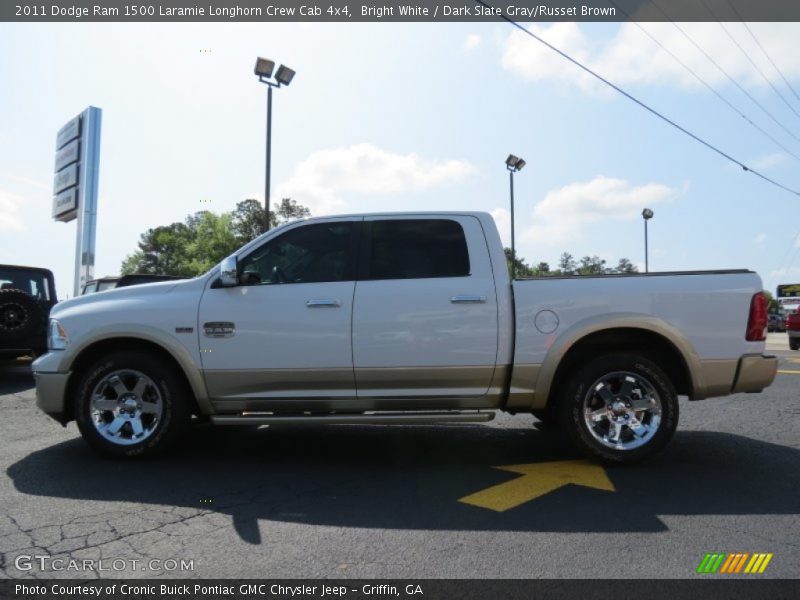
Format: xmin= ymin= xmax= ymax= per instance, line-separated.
xmin=505 ymin=154 xmax=526 ymax=279
xmin=254 ymin=57 xmax=295 ymax=230
xmin=642 ymin=208 xmax=654 ymax=273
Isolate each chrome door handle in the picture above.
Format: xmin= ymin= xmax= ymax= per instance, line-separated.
xmin=306 ymin=299 xmax=341 ymax=307
xmin=450 ymin=295 xmax=487 ymax=303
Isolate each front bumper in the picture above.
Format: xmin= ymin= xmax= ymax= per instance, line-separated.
xmin=732 ymin=354 xmax=778 ymax=394
xmin=32 ymin=352 xmax=71 ymax=425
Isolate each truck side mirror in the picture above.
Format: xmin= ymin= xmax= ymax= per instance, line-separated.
xmin=218 ymin=256 xmax=238 ymax=287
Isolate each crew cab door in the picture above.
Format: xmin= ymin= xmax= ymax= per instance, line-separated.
xmin=352 ymin=216 xmax=499 ymax=404
xmin=197 ymin=218 xmax=361 ymax=410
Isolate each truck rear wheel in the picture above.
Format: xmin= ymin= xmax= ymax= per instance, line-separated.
xmin=557 ymin=353 xmax=678 ymax=464
xmin=790 ymin=338 xmax=799 ymax=351
xmin=75 ymin=351 xmax=191 ymax=458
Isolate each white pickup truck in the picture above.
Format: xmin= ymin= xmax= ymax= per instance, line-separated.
xmin=33 ymin=212 xmax=777 ymax=463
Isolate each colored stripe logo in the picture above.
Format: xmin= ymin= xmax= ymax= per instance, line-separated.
xmin=697 ymin=553 xmax=773 ymax=574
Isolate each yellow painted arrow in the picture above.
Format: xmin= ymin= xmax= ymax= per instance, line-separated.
xmin=459 ymin=460 xmax=615 ymax=512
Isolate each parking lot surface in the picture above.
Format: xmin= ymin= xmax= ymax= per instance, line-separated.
xmin=1 ymin=333 xmax=798 ymax=579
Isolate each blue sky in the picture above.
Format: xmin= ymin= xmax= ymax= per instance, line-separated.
xmin=1 ymin=21 xmax=800 ymax=298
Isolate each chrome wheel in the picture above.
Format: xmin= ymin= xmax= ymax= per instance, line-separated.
xmin=89 ymin=369 xmax=164 ymax=446
xmin=582 ymin=371 xmax=662 ymax=451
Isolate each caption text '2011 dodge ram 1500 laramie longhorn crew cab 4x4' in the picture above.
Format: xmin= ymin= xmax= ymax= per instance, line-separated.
xmin=32 ymin=213 xmax=778 ymax=463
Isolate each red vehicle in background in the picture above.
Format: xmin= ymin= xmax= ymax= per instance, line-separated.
xmin=787 ymin=311 xmax=800 ymax=351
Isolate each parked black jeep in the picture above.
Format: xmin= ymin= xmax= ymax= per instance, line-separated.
xmin=0 ymin=265 xmax=58 ymax=358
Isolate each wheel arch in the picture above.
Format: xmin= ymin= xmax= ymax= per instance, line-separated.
xmin=530 ymin=315 xmax=704 ymax=410
xmin=62 ymin=334 xmax=210 ymax=422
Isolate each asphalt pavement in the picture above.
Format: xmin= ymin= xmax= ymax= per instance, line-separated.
xmin=0 ymin=333 xmax=798 ymax=579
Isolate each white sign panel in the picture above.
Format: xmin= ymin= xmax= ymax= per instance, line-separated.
xmin=52 ymin=188 xmax=78 ymax=222
xmin=53 ymin=163 xmax=79 ymax=195
xmin=54 ymin=138 xmax=80 ymax=172
xmin=56 ymin=116 xmax=80 ymax=149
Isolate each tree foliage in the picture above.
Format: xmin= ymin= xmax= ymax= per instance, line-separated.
xmin=762 ymin=290 xmax=780 ymax=313
xmin=121 ymin=198 xmax=311 ymax=277
xmin=505 ymin=249 xmax=639 ymax=278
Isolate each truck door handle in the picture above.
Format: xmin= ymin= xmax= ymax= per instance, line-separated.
xmin=306 ymin=299 xmax=341 ymax=307
xmin=450 ymin=295 xmax=487 ymax=304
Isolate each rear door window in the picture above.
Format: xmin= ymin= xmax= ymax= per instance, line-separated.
xmin=364 ymin=219 xmax=470 ymax=280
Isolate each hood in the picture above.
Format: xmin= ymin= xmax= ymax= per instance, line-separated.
xmin=52 ymin=278 xmax=196 ymax=317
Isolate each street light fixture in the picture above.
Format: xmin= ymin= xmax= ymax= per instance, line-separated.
xmin=642 ymin=208 xmax=654 ymax=273
xmin=254 ymin=58 xmax=275 ymax=78
xmin=506 ymin=154 xmax=526 ymax=279
xmin=255 ymin=56 xmax=295 ymax=230
xmin=274 ymin=65 xmax=296 ymax=86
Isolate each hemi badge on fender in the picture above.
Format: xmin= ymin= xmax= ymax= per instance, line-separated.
xmin=203 ymin=322 xmax=235 ymax=338
xmin=175 ymin=327 xmax=194 ymax=334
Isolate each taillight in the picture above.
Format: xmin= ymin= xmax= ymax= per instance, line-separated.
xmin=746 ymin=292 xmax=768 ymax=341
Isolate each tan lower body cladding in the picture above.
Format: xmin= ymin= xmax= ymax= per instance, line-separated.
xmin=205 ymin=365 xmax=508 ymax=413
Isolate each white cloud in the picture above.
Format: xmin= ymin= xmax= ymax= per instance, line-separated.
xmin=771 ymin=267 xmax=800 ymax=277
xmin=490 ymin=207 xmax=510 ymax=245
xmin=750 ymin=153 xmax=788 ymax=170
xmin=754 ymin=232 xmax=767 ymax=244
xmin=0 ymin=173 xmax=49 ymax=191
xmin=464 ymin=34 xmax=482 ymax=52
xmin=521 ymin=176 xmax=674 ymax=245
xmin=0 ymin=189 xmax=26 ymax=232
xmin=502 ymin=22 xmax=800 ymax=93
xmin=274 ymin=143 xmax=475 ymax=215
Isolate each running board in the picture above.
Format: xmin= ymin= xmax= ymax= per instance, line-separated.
xmin=210 ymin=411 xmax=496 ymax=426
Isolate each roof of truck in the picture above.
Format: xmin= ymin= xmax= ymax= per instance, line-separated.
xmin=0 ymin=264 xmax=55 ymax=276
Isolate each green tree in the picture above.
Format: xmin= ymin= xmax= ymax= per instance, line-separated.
xmin=274 ymin=197 xmax=311 ymax=225
xmin=577 ymin=255 xmax=608 ymax=275
xmin=503 ymin=250 xmax=637 ymax=279
xmin=533 ymin=262 xmax=550 ymax=276
xmin=230 ymin=199 xmax=267 ymax=245
xmin=613 ymin=258 xmax=638 ymax=274
xmin=120 ymin=222 xmax=194 ymax=277
xmin=763 ymin=290 xmax=780 ymax=313
xmin=121 ymin=198 xmax=312 ymax=277
xmin=183 ymin=211 xmax=240 ymax=275
xmin=504 ymin=248 xmax=534 ymax=278
xmin=231 ymin=198 xmax=312 ymax=245
xmin=557 ymin=252 xmax=577 ymax=275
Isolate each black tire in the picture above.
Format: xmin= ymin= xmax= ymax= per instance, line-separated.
xmin=0 ymin=289 xmax=40 ymax=341
xmin=556 ymin=353 xmax=679 ymax=464
xmin=75 ymin=351 xmax=192 ymax=458
xmin=531 ymin=407 xmax=560 ymax=428
xmin=790 ymin=339 xmax=799 ymax=351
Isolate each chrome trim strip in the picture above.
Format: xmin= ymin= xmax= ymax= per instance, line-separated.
xmin=305 ymin=299 xmax=341 ymax=307
xmin=450 ymin=295 xmax=487 ymax=303
xmin=211 ymin=411 xmax=496 ymax=426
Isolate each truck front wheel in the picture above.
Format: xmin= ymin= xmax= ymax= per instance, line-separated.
xmin=75 ymin=351 xmax=191 ymax=458
xmin=557 ymin=353 xmax=678 ymax=464
xmin=790 ymin=338 xmax=799 ymax=351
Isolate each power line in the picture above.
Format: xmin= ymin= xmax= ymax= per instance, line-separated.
xmin=607 ymin=2 xmax=800 ymax=163
xmin=473 ymin=0 xmax=800 ymax=197
xmin=726 ymin=0 xmax=800 ymax=104
xmin=700 ymin=0 xmax=800 ymax=121
xmin=648 ymin=0 xmax=800 ymax=145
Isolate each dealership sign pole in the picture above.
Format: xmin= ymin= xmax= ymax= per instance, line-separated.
xmin=52 ymin=107 xmax=102 ymax=296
